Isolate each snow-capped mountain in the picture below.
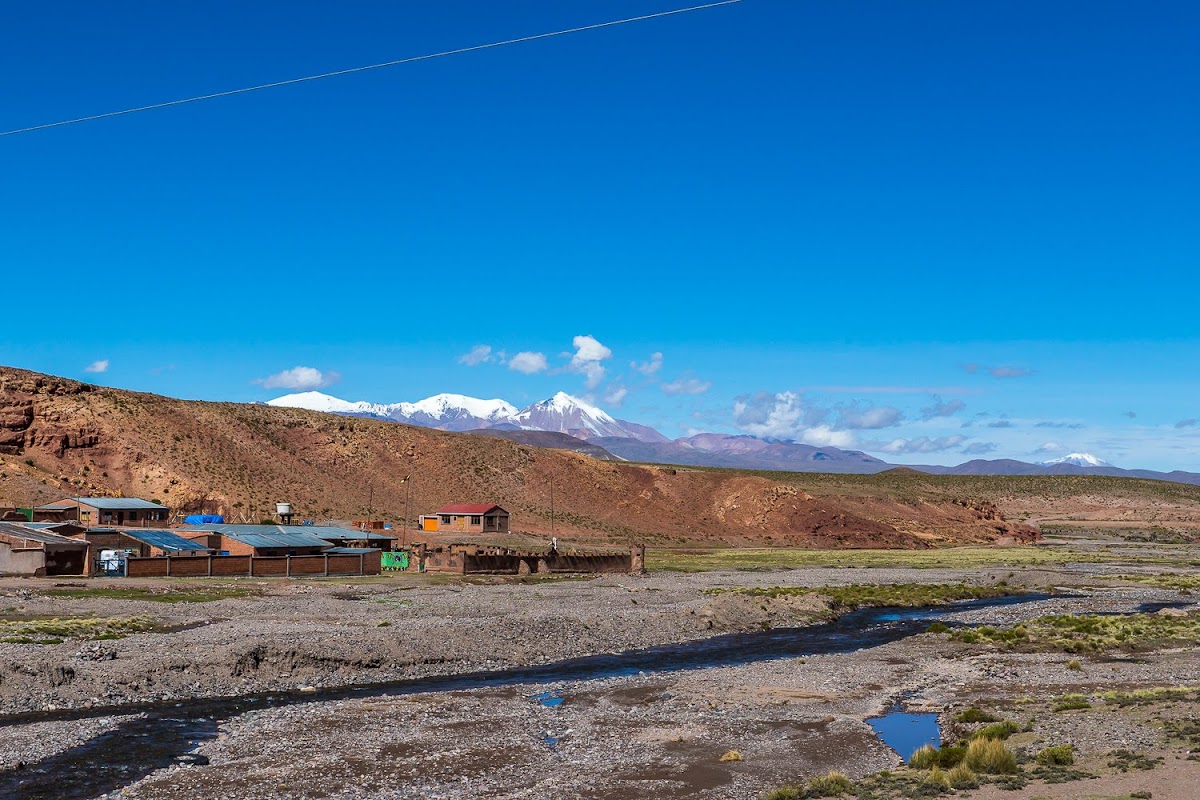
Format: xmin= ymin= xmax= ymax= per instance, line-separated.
xmin=267 ymin=390 xmax=665 ymax=442
xmin=1039 ymin=452 xmax=1114 ymax=468
xmin=510 ymin=392 xmax=657 ymax=440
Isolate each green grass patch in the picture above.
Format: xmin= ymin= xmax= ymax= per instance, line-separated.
xmin=909 ymin=743 xmax=966 ymax=769
xmin=706 ymin=582 xmax=1026 ymax=609
xmin=1116 ymin=574 xmax=1200 ymax=592
xmin=1107 ymin=749 xmax=1163 ymax=772
xmin=0 ymin=615 xmax=153 ymax=644
xmin=1035 ymin=744 xmax=1075 ymax=765
xmin=948 ymin=611 xmax=1200 ymax=653
xmin=42 ymin=586 xmax=259 ymax=603
xmin=648 ymin=545 xmax=1118 ymax=573
xmin=1102 ymin=685 xmax=1200 ymax=706
xmin=954 ymin=706 xmax=999 ymax=723
xmin=963 ymin=737 xmax=1019 ymax=774
xmin=971 ymin=720 xmax=1021 ymax=740
xmin=1052 ymin=694 xmax=1092 ymax=712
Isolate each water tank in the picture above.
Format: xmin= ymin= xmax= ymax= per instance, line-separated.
xmin=276 ymin=502 xmax=293 ymax=516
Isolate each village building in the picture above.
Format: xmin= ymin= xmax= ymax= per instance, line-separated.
xmin=181 ymin=524 xmax=341 ymax=557
xmin=43 ymin=497 xmax=170 ymax=528
xmin=181 ymin=523 xmax=394 ymax=553
xmin=426 ymin=504 xmax=511 ymax=535
xmin=66 ymin=528 xmax=213 ymax=575
xmin=0 ymin=522 xmax=89 ymax=576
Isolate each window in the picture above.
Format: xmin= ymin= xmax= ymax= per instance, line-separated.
xmin=470 ymin=516 xmax=481 ymax=525
xmin=440 ymin=515 xmax=451 ymax=524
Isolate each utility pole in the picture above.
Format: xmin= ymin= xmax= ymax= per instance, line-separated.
xmin=403 ymin=472 xmax=412 ymax=548
xmin=550 ymin=477 xmax=555 ymax=536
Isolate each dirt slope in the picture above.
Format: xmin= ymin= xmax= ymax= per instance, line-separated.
xmin=0 ymin=366 xmax=1038 ymax=547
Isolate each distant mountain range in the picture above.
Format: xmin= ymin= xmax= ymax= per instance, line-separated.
xmin=267 ymin=391 xmax=1200 ymax=486
xmin=267 ymin=391 xmax=667 ymax=442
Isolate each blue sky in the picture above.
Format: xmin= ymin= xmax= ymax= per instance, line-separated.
xmin=2 ymin=1 xmax=1198 ymax=469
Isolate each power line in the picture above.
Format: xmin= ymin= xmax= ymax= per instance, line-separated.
xmin=1 ymin=1 xmax=743 ymax=139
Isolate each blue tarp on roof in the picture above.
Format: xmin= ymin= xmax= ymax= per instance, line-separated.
xmin=184 ymin=514 xmax=225 ymax=525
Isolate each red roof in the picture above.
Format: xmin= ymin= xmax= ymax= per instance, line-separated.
xmin=436 ymin=503 xmax=504 ymax=515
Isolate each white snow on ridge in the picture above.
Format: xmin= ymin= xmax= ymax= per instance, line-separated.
xmin=266 ymin=391 xmax=393 ymax=417
xmin=266 ymin=389 xmax=652 ymax=440
xmin=405 ymin=393 xmax=517 ymax=421
xmin=1040 ymin=452 xmax=1114 ymax=468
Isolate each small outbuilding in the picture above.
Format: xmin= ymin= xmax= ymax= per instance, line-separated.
xmin=47 ymin=497 xmax=170 ymax=527
xmin=0 ymin=522 xmax=89 ymax=576
xmin=432 ymin=504 xmax=510 ymax=535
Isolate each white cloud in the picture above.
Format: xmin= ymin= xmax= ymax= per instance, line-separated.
xmin=662 ymin=376 xmax=711 ymax=396
xmin=604 ymin=385 xmax=628 ymax=406
xmin=84 ymin=359 xmax=109 ymax=374
xmin=1032 ymin=441 xmax=1063 ymax=454
xmin=919 ymin=397 xmax=966 ymax=420
xmin=962 ymin=442 xmax=998 ymax=455
xmin=631 ymin=352 xmax=663 ymax=376
xmin=879 ymin=435 xmax=967 ymax=454
xmin=733 ymin=391 xmax=804 ymax=439
xmin=458 ymin=345 xmax=494 ymax=366
xmin=568 ymin=334 xmax=612 ymax=389
xmin=256 ymin=366 xmax=340 ymax=391
xmin=799 ymin=426 xmax=857 ymax=448
xmin=835 ymin=402 xmax=904 ymax=430
xmin=508 ymin=351 xmax=548 ymax=374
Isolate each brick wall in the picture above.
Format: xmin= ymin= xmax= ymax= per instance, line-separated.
xmin=124 ymin=551 xmax=381 ymax=578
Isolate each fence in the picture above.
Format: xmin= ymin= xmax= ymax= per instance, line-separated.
xmin=125 ymin=551 xmax=382 ymax=578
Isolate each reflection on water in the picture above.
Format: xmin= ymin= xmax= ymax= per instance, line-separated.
xmin=867 ymin=704 xmax=940 ymax=760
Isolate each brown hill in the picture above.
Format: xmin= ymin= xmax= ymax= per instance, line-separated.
xmin=0 ymin=367 xmax=1033 ymax=548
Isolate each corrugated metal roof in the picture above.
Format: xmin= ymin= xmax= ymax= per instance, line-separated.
xmin=121 ymin=529 xmax=212 ymax=553
xmin=436 ymin=503 xmax=504 ymax=515
xmin=182 ymin=524 xmax=332 ymax=549
xmin=324 ymin=547 xmax=377 ymax=554
xmin=66 ymin=497 xmax=168 ymax=511
xmin=0 ymin=522 xmax=88 ymax=546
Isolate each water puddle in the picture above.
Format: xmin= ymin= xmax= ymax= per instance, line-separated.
xmin=531 ymin=690 xmax=565 ymax=708
xmin=867 ymin=702 xmax=940 ymax=761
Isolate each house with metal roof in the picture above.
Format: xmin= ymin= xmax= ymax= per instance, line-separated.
xmin=428 ymin=504 xmax=510 ymax=535
xmin=179 ymin=524 xmax=337 ymax=557
xmin=48 ymin=497 xmax=170 ymax=528
xmin=182 ymin=523 xmax=394 ymax=552
xmin=64 ymin=527 xmax=213 ymax=575
xmin=0 ymin=522 xmax=89 ymax=576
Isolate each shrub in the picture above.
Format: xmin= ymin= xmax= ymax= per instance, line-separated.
xmin=910 ymin=743 xmax=965 ymax=769
xmin=923 ymin=766 xmax=951 ymax=790
xmin=947 ymin=764 xmax=979 ymax=789
xmin=964 ymin=737 xmax=1018 ymax=774
xmin=926 ymin=622 xmax=949 ymax=634
xmin=909 ymin=744 xmax=938 ymax=769
xmin=954 ymin=706 xmax=998 ymax=723
xmin=1066 ymin=658 xmax=1083 ymax=671
xmin=719 ymin=750 xmax=743 ymax=762
xmin=1036 ymin=744 xmax=1075 ymax=765
xmin=807 ymin=771 xmax=853 ymax=797
xmin=1053 ymin=694 xmax=1092 ymax=712
xmin=763 ymin=788 xmax=804 ymax=800
xmin=972 ymin=720 xmax=1020 ymax=740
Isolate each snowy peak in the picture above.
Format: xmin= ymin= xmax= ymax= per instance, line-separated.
xmin=404 ymin=394 xmax=517 ymax=422
xmin=266 ymin=390 xmax=665 ymax=442
xmin=266 ymin=391 xmax=393 ymax=417
xmin=1040 ymin=452 xmax=1114 ymax=468
xmin=512 ymin=393 xmax=632 ymax=439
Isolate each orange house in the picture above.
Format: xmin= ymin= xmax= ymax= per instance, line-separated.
xmin=432 ymin=504 xmax=510 ymax=535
